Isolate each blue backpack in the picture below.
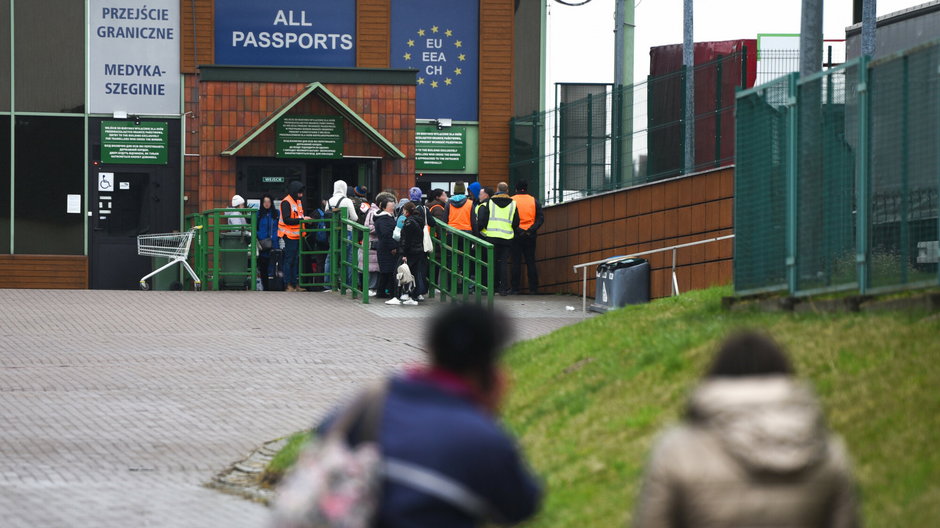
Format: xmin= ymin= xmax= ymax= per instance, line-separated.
xmin=315 ymin=208 xmax=329 ymax=244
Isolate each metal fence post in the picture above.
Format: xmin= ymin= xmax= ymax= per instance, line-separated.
xmin=900 ymin=55 xmax=910 ymax=285
xmin=786 ymin=72 xmax=799 ymax=295
xmin=856 ymin=56 xmax=870 ymax=294
xmin=715 ymin=55 xmax=723 ymax=167
xmin=586 ymin=92 xmax=593 ymax=194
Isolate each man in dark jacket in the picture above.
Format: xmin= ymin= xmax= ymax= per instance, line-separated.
xmin=476 ymin=183 xmax=520 ymax=295
xmin=510 ymin=180 xmax=544 ymax=295
xmin=319 ymin=303 xmax=543 ymax=527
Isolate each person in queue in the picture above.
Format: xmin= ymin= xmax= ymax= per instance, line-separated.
xmin=443 ymin=182 xmax=473 ymax=234
xmin=510 ymin=180 xmax=544 ymax=295
xmin=400 ymin=201 xmax=428 ymax=302
xmin=475 ymin=183 xmax=519 ymax=296
xmin=256 ymin=193 xmax=280 ymax=291
xmin=373 ymin=197 xmax=399 ymax=300
xmin=278 ymin=181 xmax=311 ymax=292
xmin=426 ymin=188 xmax=448 ymax=227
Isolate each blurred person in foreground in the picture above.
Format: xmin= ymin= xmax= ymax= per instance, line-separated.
xmin=633 ymin=331 xmax=860 ymax=528
xmin=318 ymin=304 xmax=542 ymax=527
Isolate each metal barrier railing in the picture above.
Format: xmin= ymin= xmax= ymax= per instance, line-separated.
xmin=338 ymin=212 xmax=370 ymax=303
xmin=186 ymin=208 xmax=258 ymax=291
xmin=572 ymin=234 xmax=735 ymax=312
xmin=428 ymin=222 xmax=495 ymax=309
xmin=298 ymin=215 xmax=335 ymax=291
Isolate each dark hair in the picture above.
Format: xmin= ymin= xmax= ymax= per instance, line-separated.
xmin=403 ymin=201 xmax=416 ymax=215
xmin=707 ymin=331 xmax=794 ymax=378
xmin=260 ymin=193 xmax=275 ymax=213
xmin=482 ymin=187 xmax=496 ymax=198
xmin=429 ymin=189 xmax=446 ymax=201
xmin=378 ymin=197 xmax=392 ymax=211
xmin=429 ymin=304 xmax=510 ymax=389
xmin=515 ymin=179 xmax=528 ymax=192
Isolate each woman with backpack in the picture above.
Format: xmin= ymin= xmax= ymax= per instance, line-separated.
xmin=400 ymin=202 xmax=429 ymax=301
xmin=256 ymin=194 xmax=280 ymax=291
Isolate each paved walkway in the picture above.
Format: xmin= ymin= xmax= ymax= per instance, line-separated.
xmin=0 ymin=289 xmax=587 ymax=527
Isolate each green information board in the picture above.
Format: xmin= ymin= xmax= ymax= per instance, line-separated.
xmin=276 ymin=115 xmax=344 ymax=159
xmin=416 ymin=125 xmax=467 ymax=170
xmin=101 ymin=121 xmax=169 ymax=165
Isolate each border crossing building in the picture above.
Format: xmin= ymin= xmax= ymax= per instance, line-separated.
xmin=0 ymin=0 xmax=544 ymax=289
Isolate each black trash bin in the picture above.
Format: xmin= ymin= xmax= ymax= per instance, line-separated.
xmin=219 ymin=230 xmax=251 ymax=290
xmin=589 ymin=257 xmax=650 ymax=313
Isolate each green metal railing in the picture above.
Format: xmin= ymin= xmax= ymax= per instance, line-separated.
xmin=735 ymin=40 xmax=940 ymax=297
xmin=184 ymin=208 xmax=258 ymax=291
xmin=428 ymin=222 xmax=495 ymax=309
xmin=297 ymin=209 xmax=370 ymax=303
xmin=297 ymin=215 xmax=335 ymax=291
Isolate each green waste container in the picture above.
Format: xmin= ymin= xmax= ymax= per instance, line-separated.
xmin=219 ymin=231 xmax=251 ymax=290
xmin=149 ymin=257 xmax=177 ymax=290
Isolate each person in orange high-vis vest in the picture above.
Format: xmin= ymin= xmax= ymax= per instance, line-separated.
xmin=511 ymin=180 xmax=544 ymax=294
xmin=278 ymin=181 xmax=311 ymax=292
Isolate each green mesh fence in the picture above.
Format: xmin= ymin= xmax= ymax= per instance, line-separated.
xmin=734 ymin=40 xmax=940 ymax=297
xmin=795 ymin=62 xmax=859 ymax=295
xmin=734 ymin=76 xmax=791 ymax=294
xmin=867 ymin=45 xmax=940 ymax=292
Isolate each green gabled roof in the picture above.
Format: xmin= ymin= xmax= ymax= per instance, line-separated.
xmin=221 ymin=82 xmax=405 ymax=159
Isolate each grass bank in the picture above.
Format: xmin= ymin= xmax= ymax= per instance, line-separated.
xmin=506 ymin=286 xmax=939 ymax=526
xmin=266 ymin=286 xmax=940 ymax=526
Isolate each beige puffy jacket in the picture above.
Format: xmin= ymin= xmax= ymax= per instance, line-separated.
xmin=633 ymin=377 xmax=860 ymax=528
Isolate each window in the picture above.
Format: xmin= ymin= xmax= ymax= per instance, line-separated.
xmin=13 ymin=116 xmax=83 ymax=254
xmin=13 ymin=0 xmax=84 ymax=113
xmin=0 ymin=116 xmax=9 ymax=253
xmin=0 ymin=1 xmax=9 ymax=112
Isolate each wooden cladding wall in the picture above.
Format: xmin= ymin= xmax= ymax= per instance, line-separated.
xmin=357 ymin=0 xmax=391 ymax=68
xmin=181 ymin=0 xmax=214 ymax=74
xmin=478 ymin=0 xmax=515 ymax=189
xmin=0 ymin=255 xmax=89 ymax=289
xmin=536 ymin=168 xmax=735 ymax=299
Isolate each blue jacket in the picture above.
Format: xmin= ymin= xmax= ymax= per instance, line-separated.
xmin=320 ymin=375 xmax=542 ymax=527
xmin=257 ymin=208 xmax=280 ymax=245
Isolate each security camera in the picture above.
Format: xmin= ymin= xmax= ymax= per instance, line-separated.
xmin=435 ymin=118 xmax=453 ymax=130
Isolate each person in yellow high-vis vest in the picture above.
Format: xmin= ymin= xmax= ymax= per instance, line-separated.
xmin=476 ymin=182 xmax=520 ymax=296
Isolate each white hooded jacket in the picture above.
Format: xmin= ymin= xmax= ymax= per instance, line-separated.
xmin=328 ymin=180 xmax=359 ymax=223
xmin=634 ymin=376 xmax=860 ymax=528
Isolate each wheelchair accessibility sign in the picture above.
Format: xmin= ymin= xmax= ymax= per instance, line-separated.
xmin=98 ymin=172 xmax=114 ymax=192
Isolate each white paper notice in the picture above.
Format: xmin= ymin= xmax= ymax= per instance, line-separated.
xmin=120 ymin=182 xmax=130 ymax=190
xmin=67 ymin=194 xmax=82 ymax=214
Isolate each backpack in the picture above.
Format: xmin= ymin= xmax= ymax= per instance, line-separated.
xmin=271 ymin=383 xmax=501 ymax=527
xmin=314 ymin=209 xmax=328 ymax=244
xmin=270 ymin=384 xmax=386 ymax=528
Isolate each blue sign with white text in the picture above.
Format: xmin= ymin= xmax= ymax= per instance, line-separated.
xmin=215 ymin=0 xmax=356 ymax=67
xmin=390 ymin=0 xmax=479 ymax=121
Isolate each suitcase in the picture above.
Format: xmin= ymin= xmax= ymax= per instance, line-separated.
xmin=269 ymin=249 xmax=285 ymax=291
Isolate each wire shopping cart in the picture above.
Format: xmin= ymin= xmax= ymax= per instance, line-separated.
xmin=137 ymin=229 xmax=202 ymax=290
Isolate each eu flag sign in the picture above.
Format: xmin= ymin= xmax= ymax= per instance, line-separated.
xmin=390 ymin=0 xmax=479 ymax=122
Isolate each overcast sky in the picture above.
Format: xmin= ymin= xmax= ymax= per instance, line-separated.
xmin=547 ymin=0 xmax=925 ymax=90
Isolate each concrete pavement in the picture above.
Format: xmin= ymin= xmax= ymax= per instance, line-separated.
xmin=0 ymin=289 xmax=586 ymax=527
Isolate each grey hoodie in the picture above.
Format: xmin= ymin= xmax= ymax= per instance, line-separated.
xmin=634 ymin=377 xmax=860 ymax=528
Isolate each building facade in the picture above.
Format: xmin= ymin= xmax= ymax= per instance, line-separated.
xmin=0 ymin=0 xmax=542 ymax=289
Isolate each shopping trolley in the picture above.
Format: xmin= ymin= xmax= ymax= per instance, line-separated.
xmin=136 ymin=229 xmax=202 ymax=290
